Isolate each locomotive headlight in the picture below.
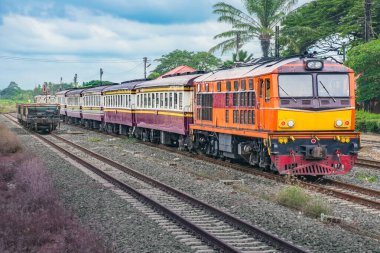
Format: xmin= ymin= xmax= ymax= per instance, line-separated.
xmin=287 ymin=120 xmax=295 ymax=128
xmin=305 ymin=60 xmax=323 ymax=70
xmin=335 ymin=120 xmax=343 ymax=127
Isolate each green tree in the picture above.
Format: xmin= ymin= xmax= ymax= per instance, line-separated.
xmin=280 ymin=0 xmax=380 ymax=56
xmin=212 ymin=0 xmax=298 ymax=57
xmin=148 ymin=72 xmax=161 ymax=79
xmin=152 ymin=50 xmax=222 ymax=75
xmin=346 ymin=40 xmax=380 ymax=111
xmin=82 ymin=80 xmax=113 ymax=88
xmin=0 ymin=82 xmax=22 ymax=99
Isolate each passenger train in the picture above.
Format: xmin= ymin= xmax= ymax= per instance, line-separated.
xmin=50 ymin=56 xmax=360 ymax=176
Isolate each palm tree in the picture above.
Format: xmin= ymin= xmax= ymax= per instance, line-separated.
xmin=211 ymin=0 xmax=297 ymax=57
xmin=233 ymin=50 xmax=254 ymax=62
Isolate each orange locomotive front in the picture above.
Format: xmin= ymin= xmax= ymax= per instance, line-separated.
xmin=190 ymin=57 xmax=360 ymax=176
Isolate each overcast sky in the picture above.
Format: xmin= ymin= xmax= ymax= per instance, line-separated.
xmin=0 ymin=0 xmax=311 ymax=90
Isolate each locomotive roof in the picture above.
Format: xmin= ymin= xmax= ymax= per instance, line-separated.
xmin=195 ymin=57 xmax=350 ymax=82
xmin=135 ymin=73 xmax=202 ymax=89
xmin=195 ymin=58 xmax=297 ymax=82
xmin=103 ymin=79 xmax=147 ymax=92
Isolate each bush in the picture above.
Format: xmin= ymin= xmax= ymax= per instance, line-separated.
xmin=304 ymin=198 xmax=332 ymax=218
xmin=0 ymin=153 xmax=109 ymax=253
xmin=0 ymin=124 xmax=22 ymax=154
xmin=355 ymin=110 xmax=380 ymax=133
xmin=276 ymin=186 xmax=331 ymax=218
xmin=276 ymin=186 xmax=310 ymax=209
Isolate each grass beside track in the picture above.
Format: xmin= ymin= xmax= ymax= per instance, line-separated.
xmin=276 ymin=185 xmax=332 ymax=218
xmin=0 ymin=99 xmax=28 ymax=113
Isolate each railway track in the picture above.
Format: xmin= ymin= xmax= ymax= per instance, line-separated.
xmin=356 ymin=157 xmax=380 ymax=171
xmin=3 ymin=114 xmax=307 ymax=253
xmin=142 ymin=142 xmax=380 ymax=211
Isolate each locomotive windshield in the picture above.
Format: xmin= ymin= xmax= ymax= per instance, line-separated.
xmin=317 ymin=74 xmax=349 ymax=97
xmin=278 ymin=75 xmax=313 ymax=97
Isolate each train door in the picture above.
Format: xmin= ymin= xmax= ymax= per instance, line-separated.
xmin=258 ymin=77 xmax=271 ymax=130
xmin=258 ymin=78 xmax=264 ymax=129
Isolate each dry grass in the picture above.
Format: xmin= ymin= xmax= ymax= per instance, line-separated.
xmin=0 ymin=124 xmax=22 ymax=154
xmin=0 ymin=152 xmax=109 ymax=253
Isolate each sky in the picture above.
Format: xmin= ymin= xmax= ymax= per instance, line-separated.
xmin=0 ymin=0 xmax=311 ymax=90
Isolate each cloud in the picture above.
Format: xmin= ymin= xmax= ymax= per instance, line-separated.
xmin=0 ymin=0 xmax=312 ymax=89
xmin=0 ymin=7 xmax=237 ymax=89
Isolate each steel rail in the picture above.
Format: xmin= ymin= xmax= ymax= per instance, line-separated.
xmin=50 ymin=133 xmax=307 ymax=253
xmin=142 ymin=143 xmax=380 ymax=211
xmin=356 ymin=158 xmax=380 ymax=171
xmin=321 ymin=179 xmax=380 ymax=198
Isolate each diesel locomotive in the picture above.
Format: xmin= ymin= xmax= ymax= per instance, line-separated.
xmin=49 ymin=56 xmax=360 ymax=176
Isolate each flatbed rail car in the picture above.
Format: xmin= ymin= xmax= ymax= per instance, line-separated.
xmin=17 ymin=103 xmax=60 ymax=133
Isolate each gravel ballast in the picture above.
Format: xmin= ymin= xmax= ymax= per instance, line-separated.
xmin=47 ymin=122 xmax=380 ymax=252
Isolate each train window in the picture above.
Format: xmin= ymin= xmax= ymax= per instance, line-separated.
xmin=233 ymin=93 xmax=238 ymax=106
xmin=165 ymin=93 xmax=168 ymax=108
xmin=241 ymin=80 xmax=246 ymax=90
xmin=259 ymin=79 xmax=264 ymax=98
xmin=240 ymin=110 xmax=244 ymax=124
xmin=197 ymin=83 xmax=201 ymax=92
xmin=160 ymin=93 xmax=163 ymax=108
xmin=251 ymin=92 xmax=256 ymax=107
xmin=217 ymin=82 xmax=221 ymax=92
xmin=234 ymin=81 xmax=239 ymax=91
xmin=240 ymin=93 xmax=245 ymax=106
xmin=225 ymin=110 xmax=229 ymax=123
xmin=174 ymin=93 xmax=178 ymax=109
xmin=265 ymin=79 xmax=271 ymax=102
xmin=205 ymin=83 xmax=209 ymax=92
xmin=317 ymin=74 xmax=349 ymax=97
xmin=137 ymin=95 xmax=140 ymax=108
xmin=249 ymin=79 xmax=253 ymax=90
xmin=179 ymin=93 xmax=183 ymax=110
xmin=279 ymin=75 xmax=313 ymax=97
xmin=225 ymin=93 xmax=229 ymax=107
xmin=226 ymin=81 xmax=231 ymax=91
xmin=233 ymin=110 xmax=238 ymax=123
xmin=169 ymin=93 xmax=173 ymax=109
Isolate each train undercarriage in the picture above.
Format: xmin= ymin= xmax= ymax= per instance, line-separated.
xmin=191 ymin=130 xmax=360 ymax=176
xmin=63 ymin=115 xmax=360 ymax=176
